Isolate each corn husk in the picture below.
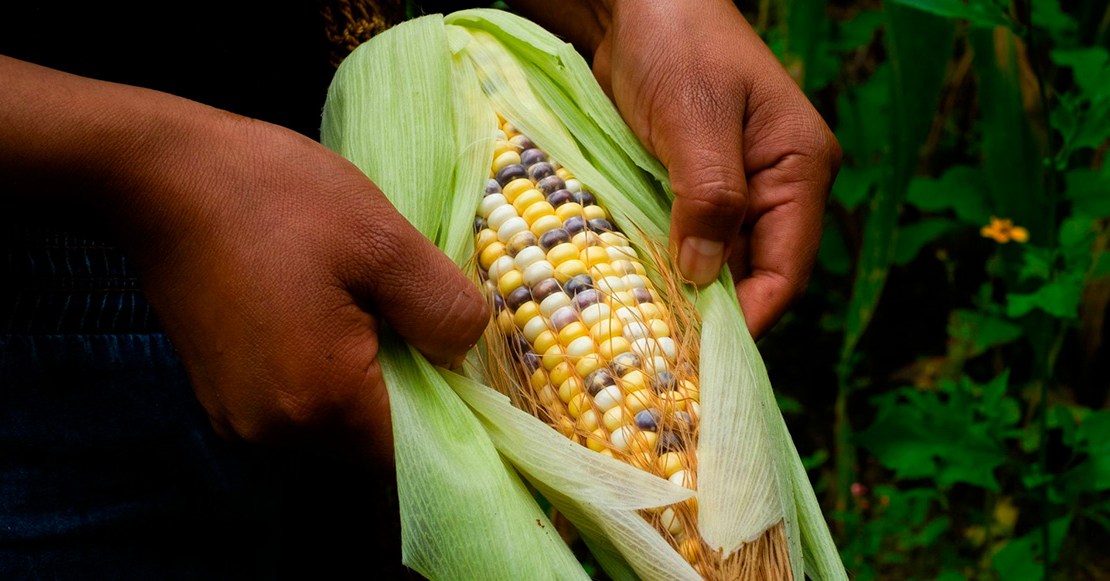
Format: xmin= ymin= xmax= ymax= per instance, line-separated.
xmin=320 ymin=9 xmax=846 ymax=581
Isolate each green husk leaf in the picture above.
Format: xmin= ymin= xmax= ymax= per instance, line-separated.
xmin=378 ymin=333 xmax=587 ymax=580
xmin=441 ymin=368 xmax=694 ymax=511
xmin=323 ymin=8 xmax=846 ymax=581
xmin=323 ymin=16 xmax=586 ymax=580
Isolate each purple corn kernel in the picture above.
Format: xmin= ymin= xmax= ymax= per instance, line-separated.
xmin=587 ymin=219 xmax=614 ymax=233
xmin=538 ymin=227 xmax=571 ymax=251
xmin=550 ymin=305 xmax=580 ymax=331
xmin=563 ymin=216 xmax=586 ymax=234
xmin=564 ymin=274 xmax=594 ymax=297
xmin=585 ymin=369 xmax=616 ymax=396
xmin=531 ymin=278 xmax=562 ymax=302
xmin=527 ymin=161 xmax=556 ymax=181
xmin=611 ymin=352 xmax=641 ymax=376
xmin=505 ymin=286 xmax=533 ymax=311
xmin=496 ymin=164 xmax=528 ymax=185
xmin=651 ymin=371 xmax=678 ymax=393
xmin=632 ymin=288 xmax=653 ymax=304
xmin=537 ymin=175 xmax=566 ymax=195
xmin=520 ymin=148 xmax=547 ymax=166
xmin=546 ymin=188 xmax=573 ymax=207
xmin=574 ymin=190 xmax=596 ymax=206
xmin=473 ymin=216 xmax=487 ymax=234
xmin=522 ymin=350 xmax=541 ymax=372
xmin=658 ymin=430 xmax=684 ymax=451
xmin=574 ymin=289 xmax=602 ymax=310
xmin=484 ymin=179 xmax=502 ymax=195
xmin=634 ymin=408 xmax=662 ymax=431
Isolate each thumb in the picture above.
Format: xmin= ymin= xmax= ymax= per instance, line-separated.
xmin=342 ymin=192 xmax=489 ymax=367
xmin=654 ymin=79 xmax=748 ymax=287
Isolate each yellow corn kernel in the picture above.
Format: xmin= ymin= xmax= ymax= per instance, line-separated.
xmin=496 ymin=309 xmax=515 ymax=334
xmin=583 ymin=204 xmax=608 ymax=221
xmin=497 ymin=269 xmax=524 ymax=297
xmin=554 ymin=202 xmax=585 ymax=222
xmin=602 ymin=406 xmax=630 ymax=431
xmin=529 ymin=367 xmax=549 ymax=392
xmin=586 ymin=428 xmax=608 ymax=452
xmin=534 ymin=329 xmax=558 ymax=355
xmin=567 ymin=392 xmax=592 ymax=419
xmin=599 ymin=336 xmax=632 ymax=360
xmin=513 ymin=301 xmax=540 ymax=328
xmin=475 ymin=228 xmax=498 ymax=252
xmin=625 ymin=389 xmax=654 ymax=415
xmin=530 ymin=214 xmax=562 ymax=236
xmin=576 ymin=408 xmax=600 ymax=433
xmin=558 ymin=376 xmax=584 ymax=403
xmin=553 ymin=259 xmax=587 ymax=283
xmin=590 ymin=317 xmax=622 ymax=343
xmin=589 ymin=263 xmax=616 ymax=280
xmin=620 ymin=369 xmax=649 ymax=393
xmin=548 ymin=361 xmax=575 ymax=388
xmin=542 ymin=344 xmax=566 ymax=370
xmin=575 ymin=353 xmax=604 ymax=378
xmin=522 ymin=200 xmax=556 ymax=224
xmin=493 ymin=149 xmax=521 ymax=172
xmin=558 ymin=321 xmax=589 ymax=347
xmin=479 ymin=241 xmax=506 ymax=271
xmin=512 ymin=189 xmax=546 ymax=214
xmin=502 ymin=178 xmax=534 ymax=202
xmin=657 ymin=452 xmax=685 ymax=478
xmin=546 ymin=242 xmax=579 ymax=266
xmin=580 ymin=245 xmax=609 ymax=268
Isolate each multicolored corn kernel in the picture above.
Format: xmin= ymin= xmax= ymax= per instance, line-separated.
xmin=475 ymin=116 xmax=702 ymax=557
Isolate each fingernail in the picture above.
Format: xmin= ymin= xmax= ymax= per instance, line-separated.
xmin=679 ymin=237 xmax=725 ymax=285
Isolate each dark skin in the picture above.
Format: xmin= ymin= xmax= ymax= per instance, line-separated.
xmin=1 ymin=0 xmax=839 ymax=467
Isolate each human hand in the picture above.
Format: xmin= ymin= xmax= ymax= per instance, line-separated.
xmin=512 ymin=0 xmax=841 ymax=339
xmin=0 ymin=57 xmax=489 ymax=465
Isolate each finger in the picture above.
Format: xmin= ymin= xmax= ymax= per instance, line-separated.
xmin=735 ymin=150 xmax=835 ymax=339
xmin=652 ymin=72 xmax=749 ymax=287
xmin=339 ymin=189 xmax=490 ymax=367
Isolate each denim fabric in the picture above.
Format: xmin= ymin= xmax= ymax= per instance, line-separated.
xmin=1 ymin=228 xmax=410 ymax=580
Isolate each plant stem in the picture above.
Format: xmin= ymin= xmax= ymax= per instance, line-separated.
xmin=1017 ymin=0 xmax=1062 ymax=576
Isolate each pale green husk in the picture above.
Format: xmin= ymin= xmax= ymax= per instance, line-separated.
xmin=321 ymin=9 xmax=845 ymax=581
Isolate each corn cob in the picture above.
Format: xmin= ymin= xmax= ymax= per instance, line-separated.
xmin=321 ymin=10 xmax=847 ymax=581
xmin=474 ymin=117 xmax=792 ymax=579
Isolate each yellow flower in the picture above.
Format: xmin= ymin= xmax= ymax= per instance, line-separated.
xmin=980 ymin=216 xmax=1029 ymax=244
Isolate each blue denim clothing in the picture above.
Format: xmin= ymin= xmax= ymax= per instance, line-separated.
xmin=1 ymin=227 xmax=411 ymax=580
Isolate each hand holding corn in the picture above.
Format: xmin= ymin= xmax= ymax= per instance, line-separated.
xmin=513 ymin=0 xmax=843 ymax=338
xmin=0 ymin=55 xmax=489 ymax=465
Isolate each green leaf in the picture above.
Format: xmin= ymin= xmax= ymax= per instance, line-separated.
xmin=894 ymin=218 xmax=960 ymax=265
xmin=840 ymin=6 xmax=955 ymax=360
xmin=1051 ymin=47 xmax=1110 ymax=96
xmin=991 ymin=516 xmax=1073 ymax=579
xmin=1065 ymin=168 xmax=1110 ymax=219
xmin=818 ymin=215 xmax=853 ymax=275
xmin=1032 ymin=0 xmax=1078 ymax=39
xmin=856 ymin=401 xmax=1007 ymax=489
xmin=830 ymin=10 xmax=884 ymax=51
xmin=947 ymin=309 xmax=1024 ymax=355
xmin=889 ymin=0 xmax=1010 ymax=28
xmin=831 ymin=165 xmax=879 ymax=210
xmin=1005 ymin=272 xmax=1086 ymax=318
xmin=905 ymin=166 xmax=992 ymax=224
xmin=1017 ymin=245 xmax=1055 ymax=282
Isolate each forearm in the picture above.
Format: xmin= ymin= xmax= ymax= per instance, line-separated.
xmin=0 ymin=55 xmax=231 ymax=246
